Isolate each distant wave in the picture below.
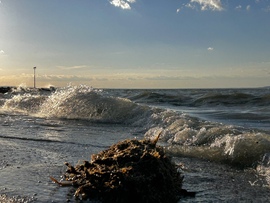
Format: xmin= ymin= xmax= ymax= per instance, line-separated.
xmin=127 ymin=90 xmax=190 ymax=106
xmin=126 ymin=89 xmax=270 ymax=107
xmin=191 ymin=92 xmax=270 ymax=107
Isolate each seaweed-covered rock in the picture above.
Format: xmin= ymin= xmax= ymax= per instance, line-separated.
xmin=51 ymin=138 xmax=193 ymax=203
xmin=0 ymin=86 xmax=12 ymax=94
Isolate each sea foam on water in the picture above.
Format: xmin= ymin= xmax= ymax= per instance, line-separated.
xmin=0 ymin=85 xmax=270 ymax=202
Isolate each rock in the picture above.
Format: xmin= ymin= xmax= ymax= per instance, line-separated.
xmin=0 ymin=86 xmax=13 ymax=94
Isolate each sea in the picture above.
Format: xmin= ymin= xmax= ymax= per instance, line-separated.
xmin=0 ymin=85 xmax=270 ymax=202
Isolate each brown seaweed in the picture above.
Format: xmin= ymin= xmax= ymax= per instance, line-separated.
xmin=51 ymin=138 xmax=194 ymax=202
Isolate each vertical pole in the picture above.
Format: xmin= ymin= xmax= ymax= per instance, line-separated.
xmin=33 ymin=67 xmax=36 ymax=88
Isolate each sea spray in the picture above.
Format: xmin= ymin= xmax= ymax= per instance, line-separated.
xmin=2 ymin=94 xmax=47 ymax=114
xmin=256 ymin=153 xmax=270 ymax=187
xmin=144 ymin=110 xmax=270 ymax=168
xmin=38 ymin=85 xmax=152 ymax=125
xmin=1 ymin=85 xmax=270 ymax=169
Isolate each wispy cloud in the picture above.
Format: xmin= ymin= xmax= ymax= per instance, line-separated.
xmin=109 ymin=0 xmax=136 ymax=10
xmin=207 ymin=47 xmax=214 ymax=51
xmin=111 ymin=0 xmax=269 ymax=13
xmin=42 ymin=74 xmax=93 ymax=81
xmin=235 ymin=5 xmax=242 ymax=10
xmin=189 ymin=0 xmax=224 ymax=11
xmin=0 ymin=50 xmax=7 ymax=57
xmin=265 ymin=6 xmax=270 ymax=12
xmin=56 ymin=65 xmax=88 ymax=70
xmin=145 ymin=75 xmax=194 ymax=81
xmin=178 ymin=0 xmax=224 ymax=12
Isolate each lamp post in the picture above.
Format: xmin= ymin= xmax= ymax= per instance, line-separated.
xmin=33 ymin=67 xmax=36 ymax=88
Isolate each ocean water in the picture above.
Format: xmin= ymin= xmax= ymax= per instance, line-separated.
xmin=0 ymin=85 xmax=270 ymax=202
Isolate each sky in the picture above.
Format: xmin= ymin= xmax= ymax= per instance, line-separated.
xmin=0 ymin=0 xmax=270 ymax=88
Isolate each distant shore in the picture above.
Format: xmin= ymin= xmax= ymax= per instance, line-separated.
xmin=1 ymin=85 xmax=269 ymax=94
xmin=0 ymin=86 xmax=56 ymax=94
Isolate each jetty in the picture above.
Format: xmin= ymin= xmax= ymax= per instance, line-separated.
xmin=0 ymin=86 xmax=14 ymax=94
xmin=0 ymin=86 xmax=56 ymax=94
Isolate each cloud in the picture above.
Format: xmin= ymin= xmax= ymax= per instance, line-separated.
xmin=246 ymin=5 xmax=251 ymax=11
xmin=41 ymin=74 xmax=93 ymax=82
xmin=207 ymin=47 xmax=214 ymax=51
xmin=184 ymin=3 xmax=196 ymax=10
xmin=0 ymin=50 xmax=7 ymax=57
xmin=235 ymin=5 xmax=242 ymax=10
xmin=189 ymin=0 xmax=224 ymax=11
xmin=145 ymin=75 xmax=193 ymax=81
xmin=57 ymin=65 xmax=88 ymax=70
xmin=109 ymin=0 xmax=136 ymax=10
xmin=265 ymin=6 xmax=270 ymax=12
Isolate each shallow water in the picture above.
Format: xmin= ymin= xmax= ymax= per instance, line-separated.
xmin=0 ymin=86 xmax=270 ymax=202
xmin=0 ymin=115 xmax=269 ymax=202
xmin=0 ymin=116 xmax=142 ymax=202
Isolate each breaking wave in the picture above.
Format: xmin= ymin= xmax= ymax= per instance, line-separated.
xmin=1 ymin=85 xmax=270 ymax=174
xmin=38 ymin=85 xmax=151 ymax=124
xmin=0 ymin=85 xmax=152 ymax=125
xmin=144 ymin=110 xmax=270 ymax=170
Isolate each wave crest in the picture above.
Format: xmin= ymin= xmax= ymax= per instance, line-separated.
xmin=39 ymin=85 xmax=151 ymax=124
xmin=145 ymin=110 xmax=270 ymax=168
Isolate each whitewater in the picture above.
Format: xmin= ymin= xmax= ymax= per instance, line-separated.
xmin=0 ymin=85 xmax=270 ymax=202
